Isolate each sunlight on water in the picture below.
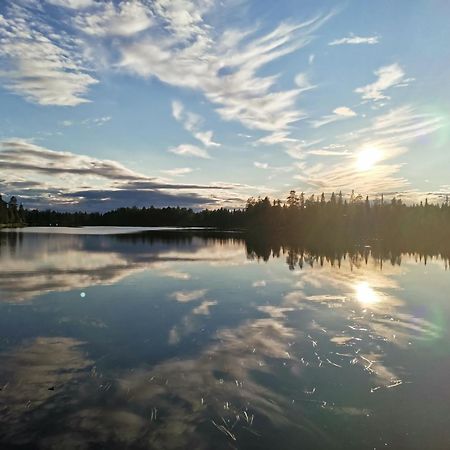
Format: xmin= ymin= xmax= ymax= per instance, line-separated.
xmin=354 ymin=281 xmax=380 ymax=306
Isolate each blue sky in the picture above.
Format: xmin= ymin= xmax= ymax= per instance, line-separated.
xmin=0 ymin=0 xmax=449 ymax=210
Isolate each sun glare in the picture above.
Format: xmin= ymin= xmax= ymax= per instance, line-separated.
xmin=356 ymin=147 xmax=381 ymax=171
xmin=354 ymin=282 xmax=379 ymax=306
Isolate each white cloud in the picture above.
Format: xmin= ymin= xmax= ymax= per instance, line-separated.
xmin=83 ymin=116 xmax=112 ymax=127
xmin=59 ymin=116 xmax=111 ymax=127
xmin=152 ymin=0 xmax=213 ymax=41
xmin=355 ymin=64 xmax=406 ymax=102
xmin=193 ymin=130 xmax=219 ymax=148
xmin=307 ymin=149 xmax=350 ymax=156
xmin=284 ymin=139 xmax=322 ymax=160
xmin=0 ymin=0 xmax=334 ymax=134
xmin=342 ymin=105 xmax=443 ymax=145
xmin=308 ymin=144 xmax=350 ymax=156
xmin=329 ymin=34 xmax=379 ymax=46
xmin=334 ymin=106 xmax=357 ymax=117
xmin=171 ymin=100 xmax=184 ymax=121
xmin=310 ymin=106 xmax=357 ymax=128
xmin=119 ymin=10 xmax=335 ymax=138
xmin=74 ymin=1 xmax=154 ymax=37
xmin=171 ymin=100 xmax=220 ymax=148
xmin=169 ymin=144 xmax=211 ymax=159
xmin=46 ymin=0 xmax=95 ymax=9
xmin=254 ymin=161 xmax=268 ymax=169
xmin=294 ymin=72 xmax=316 ymax=92
xmin=0 ymin=7 xmax=97 ymax=106
xmin=257 ymin=131 xmax=298 ymax=146
xmin=161 ymin=167 xmax=194 ymax=177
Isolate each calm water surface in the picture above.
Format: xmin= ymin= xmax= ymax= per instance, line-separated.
xmin=0 ymin=228 xmax=449 ymax=449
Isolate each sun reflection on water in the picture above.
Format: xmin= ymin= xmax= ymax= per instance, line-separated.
xmin=354 ymin=281 xmax=380 ymax=306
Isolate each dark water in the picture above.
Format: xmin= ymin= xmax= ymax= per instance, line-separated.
xmin=0 ymin=228 xmax=449 ymax=450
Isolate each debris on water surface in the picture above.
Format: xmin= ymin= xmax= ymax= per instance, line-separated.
xmin=307 ymin=334 xmax=318 ymax=347
xmin=243 ymin=410 xmax=254 ymax=426
xmin=370 ymin=379 xmax=409 ymax=393
xmin=149 ymin=407 xmax=158 ymax=422
xmin=387 ymin=380 xmax=403 ymax=389
xmin=326 ymin=358 xmax=342 ymax=368
xmin=211 ymin=419 xmax=237 ymax=441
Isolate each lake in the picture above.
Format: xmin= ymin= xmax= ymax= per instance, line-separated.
xmin=0 ymin=228 xmax=449 ymax=449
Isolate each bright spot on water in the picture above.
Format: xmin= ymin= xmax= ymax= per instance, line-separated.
xmin=354 ymin=282 xmax=379 ymax=306
xmin=80 ymin=292 xmax=86 ymax=298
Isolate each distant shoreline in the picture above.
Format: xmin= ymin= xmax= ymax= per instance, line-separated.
xmin=0 ymin=223 xmax=25 ymax=229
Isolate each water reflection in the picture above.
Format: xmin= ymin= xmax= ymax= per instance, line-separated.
xmin=0 ymin=230 xmax=243 ymax=302
xmin=354 ymin=282 xmax=380 ymax=306
xmin=0 ymin=228 xmax=449 ymax=449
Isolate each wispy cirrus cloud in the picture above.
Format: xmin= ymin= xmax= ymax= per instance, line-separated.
xmin=355 ymin=63 xmax=407 ymax=102
xmin=171 ymin=100 xmax=220 ymax=148
xmin=253 ymin=161 xmax=293 ymax=181
xmin=309 ymin=106 xmax=357 ymax=128
xmin=329 ymin=34 xmax=380 ymax=46
xmin=46 ymin=0 xmax=95 ymax=9
xmin=295 ymin=160 xmax=407 ymax=194
xmin=254 ymin=161 xmax=268 ymax=169
xmin=161 ymin=167 xmax=195 ymax=177
xmin=118 ymin=8 xmax=335 ymax=137
xmin=152 ymin=0 xmax=213 ymax=40
xmin=59 ymin=116 xmax=112 ymax=128
xmin=73 ymin=0 xmax=154 ymax=37
xmin=0 ymin=0 xmax=334 ymax=141
xmin=341 ymin=105 xmax=443 ymax=145
xmin=294 ymin=72 xmax=317 ymax=92
xmin=168 ymin=144 xmax=211 ymax=159
xmin=0 ymin=6 xmax=97 ymax=106
xmin=307 ymin=144 xmax=350 ymax=156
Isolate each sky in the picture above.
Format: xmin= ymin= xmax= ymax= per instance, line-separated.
xmin=0 ymin=0 xmax=449 ymax=211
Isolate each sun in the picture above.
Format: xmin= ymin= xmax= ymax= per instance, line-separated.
xmin=356 ymin=147 xmax=381 ymax=171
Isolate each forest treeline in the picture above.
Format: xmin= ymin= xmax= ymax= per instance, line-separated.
xmin=20 ymin=190 xmax=450 ymax=254
xmin=0 ymin=195 xmax=25 ymax=226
